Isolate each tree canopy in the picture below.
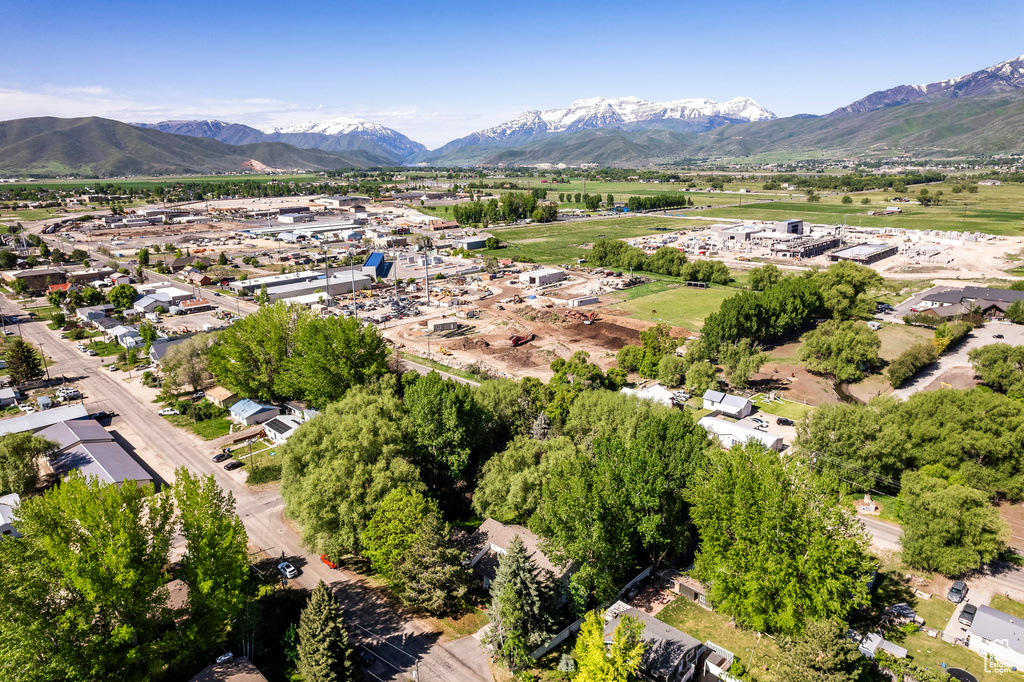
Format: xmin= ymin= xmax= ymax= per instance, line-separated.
xmin=798 ymin=320 xmax=881 ymax=382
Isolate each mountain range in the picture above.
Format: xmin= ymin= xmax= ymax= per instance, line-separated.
xmin=4 ymin=54 xmax=1024 ymax=175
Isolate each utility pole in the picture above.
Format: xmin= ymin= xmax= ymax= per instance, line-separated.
xmin=37 ymin=342 xmax=50 ymax=381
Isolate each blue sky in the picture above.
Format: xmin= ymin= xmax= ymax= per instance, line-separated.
xmin=2 ymin=0 xmax=1023 ymax=147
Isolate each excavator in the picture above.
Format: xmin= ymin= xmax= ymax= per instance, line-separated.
xmin=508 ymin=333 xmax=534 ymax=347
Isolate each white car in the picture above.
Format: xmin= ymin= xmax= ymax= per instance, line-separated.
xmin=86 ymin=350 xmax=97 ymax=357
xmin=750 ymin=417 xmax=769 ymax=429
xmin=277 ymin=562 xmax=299 ymax=579
xmin=158 ymin=408 xmax=179 ymax=416
xmin=16 ymin=403 xmax=31 ymax=412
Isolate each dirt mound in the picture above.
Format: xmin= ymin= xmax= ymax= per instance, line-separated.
xmin=492 ymin=347 xmax=540 ymax=369
xmin=555 ymin=319 xmax=642 ymax=351
xmin=595 ymin=313 xmax=693 ymax=338
xmin=446 ymin=337 xmax=491 ymax=351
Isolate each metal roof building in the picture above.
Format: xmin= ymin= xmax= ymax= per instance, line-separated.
xmin=0 ymin=404 xmax=89 ymax=436
xmin=969 ymin=605 xmax=1024 ymax=670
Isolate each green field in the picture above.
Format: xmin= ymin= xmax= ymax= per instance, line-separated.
xmin=689 ymin=182 xmax=1024 ymax=236
xmin=606 ymin=282 xmax=736 ymax=331
xmin=482 ymin=215 xmax=713 ymax=265
xmin=749 ymin=394 xmax=815 ymax=421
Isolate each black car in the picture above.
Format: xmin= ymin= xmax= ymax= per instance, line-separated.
xmin=212 ymin=453 xmax=230 ymax=463
xmin=358 ymin=648 xmax=376 ymax=666
xmin=776 ymin=417 xmax=794 ymax=426
xmin=947 ymin=579 xmax=968 ymax=603
xmin=958 ymin=603 xmax=978 ymax=626
xmin=224 ymin=460 xmax=244 ymax=471
xmin=993 ymin=334 xmax=1005 ymax=339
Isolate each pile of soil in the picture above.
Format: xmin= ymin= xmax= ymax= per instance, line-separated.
xmin=558 ymin=320 xmax=642 ymax=351
xmin=492 ymin=347 xmax=540 ymax=369
xmin=446 ymin=338 xmax=491 ymax=351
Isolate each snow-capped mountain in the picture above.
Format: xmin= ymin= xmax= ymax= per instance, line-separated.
xmin=262 ymin=116 xmax=426 ymax=158
xmin=828 ymin=54 xmax=1024 ymax=118
xmin=473 ymin=96 xmax=775 ymax=142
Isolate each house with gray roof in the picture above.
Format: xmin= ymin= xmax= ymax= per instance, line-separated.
xmin=263 ymin=414 xmax=304 ymax=445
xmin=603 ymin=602 xmax=707 ymax=682
xmin=0 ymin=387 xmax=22 ymax=407
xmin=229 ymin=399 xmax=280 ymax=426
xmin=38 ymin=418 xmax=152 ymax=488
xmin=701 ymin=390 xmax=753 ymax=419
xmin=467 ymin=518 xmax=576 ymax=590
xmin=698 ymin=416 xmax=784 ymax=452
xmin=969 ymin=605 xmax=1024 ymax=670
xmin=0 ymin=404 xmax=89 ymax=436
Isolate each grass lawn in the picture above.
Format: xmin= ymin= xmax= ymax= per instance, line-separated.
xmin=844 ymin=493 xmax=901 ymax=525
xmin=607 ymin=283 xmax=736 ymax=331
xmin=877 ymin=324 xmax=935 ymax=362
xmin=424 ymin=608 xmax=489 ymax=642
xmin=990 ymin=594 xmax=1024 ymax=620
xmin=86 ymin=340 xmax=121 ymax=357
xmin=165 ymin=415 xmax=232 ymax=440
xmin=749 ymin=394 xmax=815 ymax=421
xmin=481 ymin=215 xmax=715 ymax=265
xmin=229 ymin=438 xmax=282 ymax=470
xmin=657 ymin=597 xmax=782 ymax=680
xmin=397 ymin=351 xmax=481 ymax=383
xmin=23 ymin=304 xmax=60 ymax=321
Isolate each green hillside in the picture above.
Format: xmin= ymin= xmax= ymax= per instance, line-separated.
xmin=0 ymin=117 xmax=390 ymax=176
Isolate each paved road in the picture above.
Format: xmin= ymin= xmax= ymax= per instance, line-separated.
xmin=8 ymin=298 xmax=491 ymax=682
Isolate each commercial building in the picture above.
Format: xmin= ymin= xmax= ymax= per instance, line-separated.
xmin=568 ymin=296 xmax=600 ymax=307
xmin=228 ymin=270 xmax=323 ymax=295
xmin=318 ymin=195 xmax=370 ymax=209
xmin=454 ymin=237 xmax=488 ymax=250
xmin=829 ymin=243 xmax=899 ymax=264
xmin=518 ymin=268 xmax=565 ymax=286
xmin=0 ymin=404 xmax=89 ymax=436
xmin=698 ymin=416 xmax=784 ymax=451
xmin=38 ymin=418 xmax=153 ymax=487
xmin=775 ymin=218 xmax=805 ymax=234
xmin=2 ymin=267 xmax=65 ymax=291
xmin=67 ymin=267 xmax=116 ymax=284
xmin=263 ymin=271 xmax=371 ymax=302
xmin=771 ymin=235 xmax=841 ymax=259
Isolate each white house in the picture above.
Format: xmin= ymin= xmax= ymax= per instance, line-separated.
xmin=0 ymin=493 xmax=20 ymax=537
xmin=969 ymin=605 xmax=1024 ymax=671
xmin=229 ymin=399 xmax=280 ymax=426
xmin=620 ymin=384 xmax=675 ymax=407
xmin=263 ymin=414 xmax=304 ymax=445
xmin=701 ymin=390 xmax=753 ymax=418
xmin=698 ymin=416 xmax=784 ymax=452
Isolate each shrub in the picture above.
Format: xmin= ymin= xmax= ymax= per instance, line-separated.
xmin=888 ymin=342 xmax=939 ymax=388
xmin=247 ymin=463 xmax=282 ymax=484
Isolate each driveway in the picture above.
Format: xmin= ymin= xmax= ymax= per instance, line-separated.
xmin=893 ymin=321 xmax=1024 ymax=399
xmin=8 ymin=299 xmax=492 ymax=682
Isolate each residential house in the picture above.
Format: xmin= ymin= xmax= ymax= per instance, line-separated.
xmin=47 ymin=282 xmax=77 ymax=295
xmin=206 ymin=386 xmax=240 ymax=409
xmin=134 ymin=293 xmax=173 ymax=314
xmin=920 ymin=285 xmax=1024 ymax=319
xmin=698 ymin=416 xmax=784 ymax=452
xmin=968 ymin=605 xmax=1024 ymax=671
xmin=0 ymin=493 xmax=20 ymax=537
xmin=109 ymin=273 xmax=130 ymax=285
xmin=189 ymin=655 xmax=268 ymax=682
xmin=701 ymin=390 xmax=753 ymax=419
xmin=181 ymin=267 xmax=213 ymax=286
xmin=149 ymin=338 xmax=185 ymax=365
xmin=620 ymin=384 xmax=677 ymax=407
xmin=229 ymin=399 xmax=280 ymax=426
xmin=857 ymin=632 xmax=908 ymax=660
xmin=92 ymin=316 xmax=120 ymax=333
xmin=76 ymin=303 xmax=114 ymax=323
xmin=0 ymin=404 xmax=89 ymax=436
xmin=603 ymin=602 xmax=707 ymax=682
xmin=167 ymin=256 xmax=196 ymax=272
xmin=467 ymin=518 xmax=576 ymax=590
xmin=0 ymin=387 xmax=22 ymax=407
xmin=263 ymin=414 xmax=304 ymax=445
xmin=106 ymin=324 xmax=143 ymax=348
xmin=36 ymin=418 xmax=153 ymax=487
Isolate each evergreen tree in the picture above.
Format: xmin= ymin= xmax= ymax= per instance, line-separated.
xmin=5 ymin=338 xmax=43 ymax=385
xmin=396 ymin=513 xmax=471 ymax=615
xmin=482 ymin=535 xmax=554 ymax=670
xmin=778 ymin=619 xmax=869 ymax=682
xmin=297 ymin=581 xmax=356 ymax=682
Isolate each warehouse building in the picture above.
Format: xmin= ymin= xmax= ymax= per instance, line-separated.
xmin=771 ymin=235 xmax=841 ymax=259
xmin=518 ymin=268 xmax=565 ymax=286
xmin=829 ymin=243 xmax=898 ymax=264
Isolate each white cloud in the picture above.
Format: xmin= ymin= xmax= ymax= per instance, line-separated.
xmin=0 ymin=85 xmax=513 ymax=149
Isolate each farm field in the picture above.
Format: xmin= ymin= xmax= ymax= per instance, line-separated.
xmin=603 ymin=282 xmax=736 ymax=331
xmin=481 ymin=215 xmax=715 ymax=265
xmin=689 ymin=182 xmax=1024 ymax=236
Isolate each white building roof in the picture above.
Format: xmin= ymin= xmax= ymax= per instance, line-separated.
xmin=0 ymin=493 xmax=20 ymax=528
xmin=620 ymin=384 xmax=675 ymax=407
xmin=971 ymin=605 xmax=1024 ymax=654
xmin=697 ymin=416 xmax=782 ymax=450
xmin=0 ymin=404 xmax=89 ymax=436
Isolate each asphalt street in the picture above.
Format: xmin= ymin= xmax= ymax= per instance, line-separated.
xmin=7 ymin=296 xmax=492 ymax=682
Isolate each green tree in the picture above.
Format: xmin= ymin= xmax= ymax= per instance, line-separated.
xmin=798 ymin=320 xmax=881 ymax=382
xmin=108 ymin=283 xmax=138 ymax=309
xmin=297 ymin=581 xmax=356 ymax=682
xmin=0 ymin=433 xmax=55 ymax=496
xmin=899 ymin=468 xmax=1007 ymax=576
xmin=606 ymin=193 xmax=615 ymax=207
xmin=0 ymin=251 xmax=17 ymax=269
xmin=685 ymin=360 xmax=718 ymax=395
xmin=278 ymin=315 xmax=389 ymax=409
xmin=280 ymin=383 xmax=422 ymax=559
xmin=50 ymin=310 xmax=66 ymax=328
xmin=473 ymin=436 xmax=579 ymax=525
xmin=574 ymin=610 xmax=646 ymax=682
xmin=402 ymin=371 xmax=482 ymax=488
xmin=218 ymin=251 xmax=228 ymax=266
xmin=687 ymin=443 xmax=873 ymax=635
xmin=5 ymin=338 xmax=44 ymax=385
xmin=813 ymin=261 xmax=883 ymax=320
xmin=0 ymin=473 xmax=175 ymax=681
xmin=209 ymin=302 xmax=301 ymax=402
xmin=778 ymin=619 xmax=869 ymax=682
xmin=1006 ymin=299 xmax=1024 ymax=324
xmin=482 ymin=535 xmax=555 ymax=670
xmin=138 ymin=247 xmax=150 ymax=266
xmin=360 ymin=488 xmax=435 ymax=589
xmin=841 ymin=194 xmax=853 ymax=204
xmin=968 ymin=343 xmax=1024 ymax=394
xmin=161 ymin=332 xmax=216 ymax=394
xmin=138 ymin=321 xmax=158 ymax=354
xmin=257 ymin=283 xmax=269 ymax=305
xmin=717 ymin=338 xmax=766 ymax=389
xmin=656 ymin=354 xmax=687 ymax=387
xmin=10 ymin=278 xmax=28 ymax=296
xmin=860 ymin=197 xmax=870 ymax=205
xmin=396 ymin=512 xmax=471 ymax=615
xmin=748 ymin=263 xmax=781 ymax=291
